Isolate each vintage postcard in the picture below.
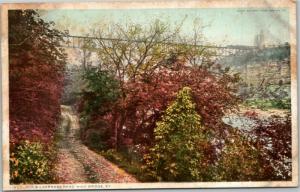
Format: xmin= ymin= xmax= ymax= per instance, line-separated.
xmin=1 ymin=0 xmax=298 ymax=190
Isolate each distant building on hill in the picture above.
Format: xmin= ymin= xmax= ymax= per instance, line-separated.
xmin=254 ymin=30 xmax=265 ymax=49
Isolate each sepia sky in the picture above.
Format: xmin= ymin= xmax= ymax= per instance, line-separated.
xmin=41 ymin=8 xmax=290 ymax=46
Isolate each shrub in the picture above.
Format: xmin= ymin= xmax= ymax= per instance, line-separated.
xmin=80 ymin=115 xmax=112 ymax=150
xmin=101 ymin=148 xmax=146 ymax=181
xmin=102 ymin=149 xmax=123 ymax=163
xmin=215 ymin=129 xmax=261 ymax=181
xmin=143 ymin=87 xmax=212 ymax=181
xmin=216 ymin=114 xmax=292 ymax=181
xmin=10 ymin=141 xmax=52 ymax=184
xmin=83 ymin=128 xmax=110 ymax=150
xmin=250 ymin=115 xmax=292 ymax=180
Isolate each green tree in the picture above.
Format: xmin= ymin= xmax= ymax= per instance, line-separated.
xmin=78 ymin=67 xmax=121 ymax=150
xmin=143 ymin=87 xmax=210 ymax=181
xmin=80 ymin=67 xmax=120 ymax=115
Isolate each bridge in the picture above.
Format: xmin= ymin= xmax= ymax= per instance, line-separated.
xmin=62 ymin=34 xmax=290 ymax=89
xmin=60 ymin=34 xmax=259 ymax=58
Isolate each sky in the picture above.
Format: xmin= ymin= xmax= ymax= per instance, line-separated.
xmin=41 ymin=8 xmax=290 ymax=46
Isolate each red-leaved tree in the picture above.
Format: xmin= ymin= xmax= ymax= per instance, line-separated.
xmin=9 ymin=10 xmax=67 ymax=145
xmin=93 ymin=57 xmax=240 ymax=158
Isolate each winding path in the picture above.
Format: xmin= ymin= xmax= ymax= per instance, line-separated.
xmin=54 ymin=105 xmax=138 ymax=184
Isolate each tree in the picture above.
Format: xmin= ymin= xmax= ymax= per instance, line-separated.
xmin=80 ymin=35 xmax=96 ymax=71
xmin=88 ymin=19 xmax=184 ymax=149
xmin=82 ymin=19 xmax=190 ymax=148
xmin=143 ymin=87 xmax=212 ymax=181
xmin=80 ymin=19 xmax=239 ymax=150
xmin=9 ymin=10 xmax=67 ymax=144
xmin=116 ymin=57 xmax=239 ymax=147
xmin=79 ymin=67 xmax=120 ymax=116
xmin=80 ymin=56 xmax=239 ymax=151
xmin=94 ymin=19 xmax=182 ymax=82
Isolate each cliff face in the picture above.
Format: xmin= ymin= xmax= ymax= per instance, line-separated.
xmin=220 ymin=45 xmax=290 ymax=86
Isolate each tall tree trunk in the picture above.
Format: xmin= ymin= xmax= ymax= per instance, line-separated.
xmin=112 ymin=105 xmax=126 ymax=150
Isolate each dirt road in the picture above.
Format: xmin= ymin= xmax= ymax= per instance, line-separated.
xmin=53 ymin=105 xmax=138 ymax=184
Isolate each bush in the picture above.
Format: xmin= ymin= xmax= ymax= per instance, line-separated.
xmin=10 ymin=141 xmax=52 ymax=184
xmin=83 ymin=128 xmax=110 ymax=150
xmin=80 ymin=116 xmax=112 ymax=150
xmin=215 ymin=129 xmax=261 ymax=181
xmin=250 ymin=115 xmax=292 ymax=180
xmin=102 ymin=149 xmax=123 ymax=162
xmin=216 ymin=114 xmax=292 ymax=181
xmin=143 ymin=87 xmax=212 ymax=181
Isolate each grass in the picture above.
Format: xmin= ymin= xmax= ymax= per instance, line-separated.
xmin=244 ymin=98 xmax=291 ymax=110
xmin=82 ymin=164 xmax=99 ymax=183
xmin=96 ymin=149 xmax=150 ymax=182
xmin=69 ymin=147 xmax=100 ymax=183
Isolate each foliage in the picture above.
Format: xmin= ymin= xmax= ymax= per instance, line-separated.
xmin=143 ymin=87 xmax=212 ymax=181
xmin=249 ymin=114 xmax=292 ymax=180
xmin=80 ymin=119 xmax=111 ymax=150
xmin=76 ymin=18 xmax=291 ymax=182
xmin=109 ymin=59 xmax=239 ymax=149
xmin=101 ymin=149 xmax=147 ymax=182
xmin=94 ymin=19 xmax=184 ymax=82
xmin=79 ymin=19 xmax=238 ymax=150
xmin=79 ymin=67 xmax=120 ymax=115
xmin=78 ymin=67 xmax=121 ymax=149
xmin=80 ymin=54 xmax=239 ymax=155
xmin=216 ymin=113 xmax=292 ymax=181
xmin=216 ymin=129 xmax=262 ymax=181
xmin=244 ymin=98 xmax=291 ymax=110
xmin=92 ymin=18 xmax=216 ymax=89
xmin=10 ymin=141 xmax=52 ymax=184
xmin=243 ymin=83 xmax=291 ymax=110
xmin=9 ymin=10 xmax=67 ymax=144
